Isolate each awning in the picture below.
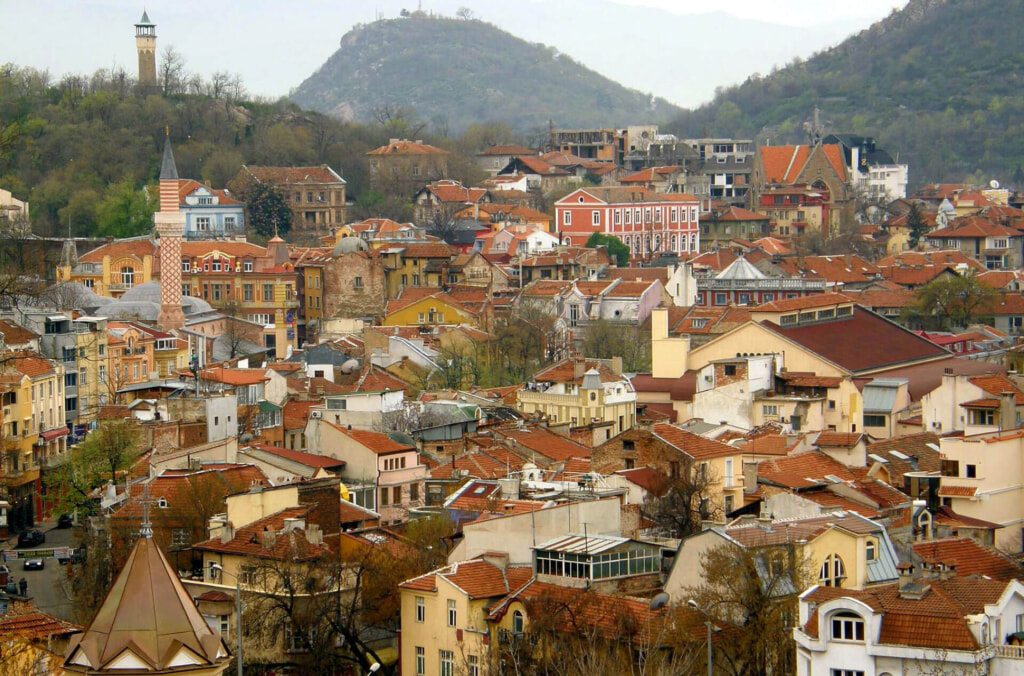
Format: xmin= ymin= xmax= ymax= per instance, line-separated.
xmin=39 ymin=427 xmax=69 ymax=442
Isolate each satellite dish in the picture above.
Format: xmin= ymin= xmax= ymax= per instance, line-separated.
xmin=649 ymin=592 xmax=670 ymax=610
xmin=990 ymin=179 xmax=1001 ymax=189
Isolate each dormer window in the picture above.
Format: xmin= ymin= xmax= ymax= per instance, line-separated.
xmin=830 ymin=612 xmax=864 ymax=641
xmin=865 ymin=540 xmax=876 ymax=561
xmin=819 ymin=554 xmax=846 ymax=587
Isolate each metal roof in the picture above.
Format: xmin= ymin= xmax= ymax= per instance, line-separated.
xmin=865 ymin=529 xmax=901 ymax=584
xmin=862 ymin=378 xmax=907 ymax=413
xmin=534 ymin=533 xmax=631 ymax=555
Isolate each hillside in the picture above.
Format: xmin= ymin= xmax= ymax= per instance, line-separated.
xmin=290 ymin=14 xmax=680 ymax=132
xmin=666 ymin=0 xmax=1024 ymax=187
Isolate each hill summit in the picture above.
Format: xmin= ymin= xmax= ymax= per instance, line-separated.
xmin=667 ymin=0 xmax=1024 ymax=186
xmin=291 ymin=14 xmax=680 ymax=132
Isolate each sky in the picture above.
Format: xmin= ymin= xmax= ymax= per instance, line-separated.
xmin=0 ymin=0 xmax=902 ymax=107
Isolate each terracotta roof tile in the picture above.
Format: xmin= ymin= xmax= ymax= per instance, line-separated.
xmin=193 ymin=506 xmax=327 ymax=560
xmin=495 ymin=426 xmax=591 ymax=463
xmin=0 ymin=319 xmax=38 ymax=345
xmin=652 ymin=424 xmax=738 ymax=461
xmin=248 ymin=443 xmax=346 ymax=469
xmin=324 ymin=421 xmax=415 ymax=455
xmin=913 ymin=538 xmax=1023 ymax=581
xmin=367 ymin=140 xmax=448 ymax=156
xmin=757 ymin=451 xmax=858 ymax=489
xmin=937 ymin=485 xmax=977 ymax=497
xmin=78 ymin=237 xmax=157 ymax=263
xmin=241 ymin=165 xmax=345 ymax=185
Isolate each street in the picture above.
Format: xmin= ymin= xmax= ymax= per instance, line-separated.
xmin=3 ymin=521 xmax=76 ymax=623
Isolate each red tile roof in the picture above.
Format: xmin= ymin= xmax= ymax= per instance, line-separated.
xmin=532 ymin=358 xmax=624 ymax=385
xmin=928 ymin=215 xmax=1018 ymax=239
xmin=242 ymin=165 xmax=345 ymax=185
xmin=423 ymin=181 xmax=489 ymax=203
xmin=429 ymin=450 xmax=525 ymax=480
xmin=78 ymin=237 xmax=157 ymax=263
xmin=0 ymin=607 xmax=81 ymax=641
xmin=367 ymin=140 xmax=448 ymax=156
xmin=496 ymin=426 xmax=591 ymax=463
xmin=967 ymin=373 xmax=1024 ymax=404
xmin=199 ymin=367 xmax=269 ymax=386
xmin=757 ymin=451 xmax=858 ymax=489
xmin=249 ymin=443 xmax=346 ymax=469
xmin=936 ymin=485 xmax=977 ymax=498
xmin=775 ymin=256 xmax=879 ymax=284
xmin=0 ymin=319 xmax=38 ymax=345
xmin=913 ymin=538 xmax=1024 ymax=581
xmin=814 ymin=432 xmax=867 ymax=448
xmin=324 ymin=421 xmax=415 ymax=455
xmin=4 ymin=354 xmax=55 ymax=378
xmin=193 ymin=507 xmax=328 ymax=560
xmin=727 ymin=511 xmax=879 ymax=548
xmin=758 ymin=144 xmax=847 ymax=184
xmin=753 ymin=293 xmax=854 ymax=313
xmin=618 ymin=166 xmax=681 ymax=183
xmin=113 ymin=465 xmax=268 ymax=520
xmin=400 ymin=559 xmax=533 ymax=599
xmin=652 ymin=424 xmax=739 ymax=461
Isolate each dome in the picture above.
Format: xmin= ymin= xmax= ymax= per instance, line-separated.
xmin=47 ymin=282 xmax=113 ymax=311
xmin=100 ymin=281 xmax=215 ymax=321
xmin=333 ymin=236 xmax=369 ymax=257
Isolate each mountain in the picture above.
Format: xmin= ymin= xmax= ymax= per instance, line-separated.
xmin=290 ymin=14 xmax=681 ymax=132
xmin=665 ymin=0 xmax=1024 ymax=187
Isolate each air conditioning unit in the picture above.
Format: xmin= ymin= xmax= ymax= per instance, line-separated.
xmin=310 ymin=410 xmax=322 ymax=419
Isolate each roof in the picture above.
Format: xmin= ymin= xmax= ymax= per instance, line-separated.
xmin=801 ymin=577 xmax=1008 ymax=651
xmin=864 ymin=433 xmax=941 ymax=482
xmin=0 ymin=319 xmax=38 ymax=344
xmin=112 ymin=465 xmax=267 ymax=520
xmin=479 ymin=144 xmax=535 ymax=156
xmin=241 ymin=164 xmax=345 ymax=185
xmin=760 ymin=308 xmax=947 ymax=374
xmin=758 ymin=144 xmax=847 ymax=184
xmin=967 ymin=373 xmax=1024 ymax=404
xmin=78 ymin=236 xmax=157 ymax=264
xmin=0 ymin=608 xmax=81 ymax=642
xmin=324 ymin=421 xmax=415 ymax=455
xmin=198 ymin=367 xmax=269 ymax=386
xmin=3 ymin=354 xmax=55 ymax=378
xmin=726 ymin=511 xmax=880 ymax=548
xmin=247 ymin=443 xmax=347 ymax=470
xmin=757 ymin=451 xmax=858 ymax=490
xmin=64 ymin=537 xmax=227 ymax=671
xmin=532 ymin=358 xmax=625 ymax=385
xmin=400 ymin=559 xmax=533 ymax=600
xmin=775 ymin=255 xmax=878 ymax=284
xmin=814 ymin=432 xmax=867 ymax=448
xmin=192 ymin=506 xmax=327 ymax=561
xmin=429 ymin=450 xmax=525 ymax=480
xmin=913 ymin=538 xmax=1024 ymax=581
xmin=367 ymin=140 xmax=449 ymax=156
xmin=496 ymin=426 xmax=591 ymax=463
xmin=422 ymin=181 xmax=489 ymax=203
xmin=653 ymin=424 xmax=739 ymax=460
xmin=618 ymin=166 xmax=681 ymax=183
xmin=753 ymin=293 xmax=853 ymax=313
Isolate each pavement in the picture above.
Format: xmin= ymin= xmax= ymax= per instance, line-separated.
xmin=2 ymin=519 xmax=77 ymax=622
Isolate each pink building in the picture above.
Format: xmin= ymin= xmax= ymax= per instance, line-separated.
xmin=554 ymin=187 xmax=699 ymax=261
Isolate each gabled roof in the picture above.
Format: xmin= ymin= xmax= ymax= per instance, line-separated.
xmin=192 ymin=506 xmax=328 ymax=560
xmin=241 ymin=164 xmax=345 ymax=185
xmin=758 ymin=144 xmax=847 ymax=184
xmin=78 ymin=236 xmax=157 ymax=264
xmin=913 ymin=538 xmax=1024 ymax=581
xmin=324 ymin=421 xmax=415 ymax=455
xmin=0 ymin=319 xmax=38 ymax=345
xmin=652 ymin=424 xmax=739 ymax=461
xmin=967 ymin=373 xmax=1024 ymax=404
xmin=495 ymin=426 xmax=591 ymax=463
xmin=199 ymin=367 xmax=269 ymax=386
xmin=928 ymin=215 xmax=1019 ymax=239
xmin=247 ymin=443 xmax=347 ymax=470
xmin=367 ymin=140 xmax=448 ymax=156
xmin=63 ymin=537 xmax=228 ymax=671
xmin=774 ymin=255 xmax=878 ymax=284
xmin=618 ymin=166 xmax=681 ymax=183
xmin=400 ymin=558 xmax=533 ymax=599
xmin=757 ymin=450 xmax=858 ymax=490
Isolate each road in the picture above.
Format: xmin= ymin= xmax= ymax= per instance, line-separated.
xmin=2 ymin=521 xmax=76 ymax=622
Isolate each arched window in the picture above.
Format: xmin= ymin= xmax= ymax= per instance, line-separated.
xmin=512 ymin=610 xmax=524 ymax=635
xmin=865 ymin=540 xmax=876 ymax=562
xmin=830 ymin=611 xmax=864 ymax=641
xmin=819 ymin=554 xmax=846 ymax=587
xmin=121 ymin=266 xmax=135 ymax=288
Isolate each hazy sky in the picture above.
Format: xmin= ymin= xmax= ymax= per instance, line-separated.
xmin=0 ymin=0 xmax=902 ymax=107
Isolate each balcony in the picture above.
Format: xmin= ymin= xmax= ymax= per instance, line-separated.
xmin=4 ymin=466 xmax=40 ymax=487
xmin=993 ymin=644 xmax=1024 ymax=660
xmin=108 ymin=283 xmax=133 ymax=292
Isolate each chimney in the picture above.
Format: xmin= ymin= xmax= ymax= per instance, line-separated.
xmin=261 ymin=529 xmax=277 ymax=548
xmin=220 ymin=522 xmax=235 ymax=544
xmin=306 ymin=523 xmax=323 ymax=546
xmin=283 ymin=517 xmax=306 ymax=533
xmin=482 ymin=551 xmax=509 ymax=570
xmin=573 ymin=355 xmax=586 ymax=380
xmin=610 ymin=356 xmax=623 ymax=375
xmin=1000 ymin=390 xmax=1017 ymax=430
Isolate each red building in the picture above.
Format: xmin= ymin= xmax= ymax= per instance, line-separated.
xmin=554 ymin=187 xmax=699 ymax=260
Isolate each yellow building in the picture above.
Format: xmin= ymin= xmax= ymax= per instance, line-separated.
xmin=517 ymin=357 xmax=637 ymax=435
xmin=381 ymin=242 xmax=455 ymax=300
xmin=1 ymin=353 xmax=66 ymax=529
xmin=105 ymin=322 xmax=156 ymax=402
xmin=383 ymin=290 xmax=480 ymax=329
xmin=399 ymin=555 xmax=532 ymax=676
xmin=71 ymin=316 xmax=109 ymax=423
xmin=60 ymin=236 xmax=158 ymax=298
xmin=665 ymin=511 xmax=900 ymax=599
xmin=649 ymin=296 xmax=952 ymax=435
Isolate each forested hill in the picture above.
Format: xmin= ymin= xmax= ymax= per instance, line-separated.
xmin=290 ymin=14 xmax=681 ymax=132
xmin=665 ymin=0 xmax=1024 ymax=187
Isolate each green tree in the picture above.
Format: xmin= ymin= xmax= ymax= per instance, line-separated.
xmin=242 ymin=181 xmax=293 ymax=238
xmin=585 ymin=232 xmax=629 ymax=267
xmin=95 ymin=178 xmax=156 ymax=238
xmin=907 ymin=202 xmax=928 ymax=249
xmin=45 ymin=419 xmax=144 ymax=517
xmin=350 ymin=189 xmax=414 ymax=222
xmin=910 ymin=273 xmax=996 ymax=330
xmin=579 ymin=319 xmax=651 ymax=373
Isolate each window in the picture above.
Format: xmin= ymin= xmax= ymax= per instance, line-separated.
xmin=563 ymin=211 xmax=571 ymax=226
xmin=243 ymin=284 xmax=254 ymax=302
xmin=263 ymin=284 xmax=274 ymax=302
xmin=970 ymin=409 xmax=995 ymax=426
xmin=819 ymin=554 xmax=846 ymax=587
xmin=415 ymin=647 xmax=425 ymax=676
xmin=447 ymin=599 xmax=457 ymax=627
xmin=714 ymin=292 xmax=727 ymax=305
xmin=354 ymin=276 xmax=363 ymax=289
xmin=244 ymin=260 xmax=253 ymax=273
xmin=865 ymin=540 xmax=876 ymax=561
xmin=440 ymin=650 xmax=454 ymax=676
xmin=468 ymin=654 xmax=479 ymax=676
xmin=830 ymin=671 xmax=864 ymax=676
xmin=196 ymin=217 xmax=211 ymax=231
xmin=380 ymin=487 xmax=389 ymax=506
xmin=181 ymin=260 xmax=190 ymax=272
xmin=763 ymin=404 xmax=779 ymax=417
xmin=121 ymin=267 xmax=135 ymax=288
xmin=410 ymin=482 xmax=419 ymax=502
xmin=723 ymin=364 xmax=736 ymax=376
xmin=830 ymin=612 xmax=864 ymax=641
xmin=416 ymin=596 xmax=425 ymax=622
xmin=863 ymin=414 xmax=887 ymax=428
xmin=284 ymin=623 xmax=309 ymax=652
xmin=592 ymin=210 xmax=600 ymax=226
xmin=512 ymin=610 xmax=524 ymax=634
xmin=965 ymin=464 xmax=977 ymax=478
xmin=212 ymin=260 xmax=222 ymax=272
xmin=393 ymin=485 xmax=401 ymax=505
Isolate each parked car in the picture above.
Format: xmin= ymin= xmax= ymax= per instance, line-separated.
xmin=16 ymin=530 xmax=45 ymax=548
xmin=56 ymin=514 xmax=73 ymax=529
xmin=23 ymin=558 xmax=44 ymax=571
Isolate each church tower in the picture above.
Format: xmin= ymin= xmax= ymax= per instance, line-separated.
xmin=155 ymin=133 xmax=186 ymax=332
xmin=134 ymin=11 xmax=157 ymax=89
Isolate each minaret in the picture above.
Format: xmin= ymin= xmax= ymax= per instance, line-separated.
xmin=155 ymin=132 xmax=186 ymax=332
xmin=134 ymin=11 xmax=157 ymax=89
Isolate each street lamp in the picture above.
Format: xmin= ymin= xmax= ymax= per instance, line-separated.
xmin=210 ymin=563 xmax=243 ymax=676
xmin=687 ymin=599 xmax=714 ymax=676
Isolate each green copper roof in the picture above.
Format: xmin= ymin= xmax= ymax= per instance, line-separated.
xmin=137 ymin=10 xmax=154 ymax=26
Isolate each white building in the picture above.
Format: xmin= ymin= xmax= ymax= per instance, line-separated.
xmin=795 ymin=578 xmax=1024 ymax=676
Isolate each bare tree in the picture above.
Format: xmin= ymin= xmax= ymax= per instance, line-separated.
xmin=159 ymin=45 xmax=186 ymax=97
xmin=643 ymin=464 xmax=722 ymax=539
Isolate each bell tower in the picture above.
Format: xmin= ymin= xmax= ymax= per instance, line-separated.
xmin=134 ymin=11 xmax=157 ymax=89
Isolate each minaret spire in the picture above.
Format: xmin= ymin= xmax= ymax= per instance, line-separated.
xmin=155 ymin=131 xmax=186 ymax=332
